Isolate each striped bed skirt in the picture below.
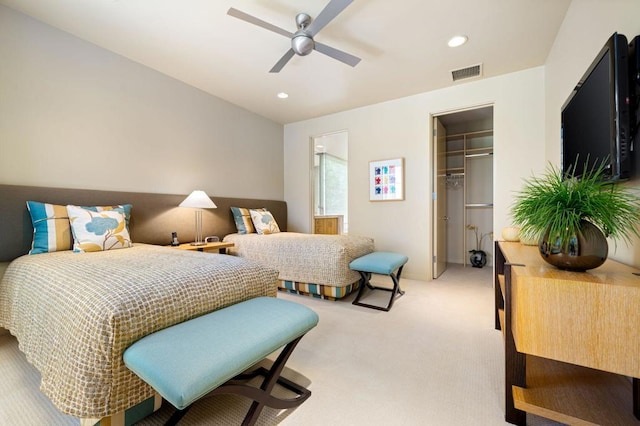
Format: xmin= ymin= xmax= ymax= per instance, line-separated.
xmin=278 ymin=279 xmax=360 ymax=300
xmin=81 ymin=394 xmax=162 ymax=426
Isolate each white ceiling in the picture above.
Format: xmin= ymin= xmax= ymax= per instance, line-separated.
xmin=1 ymin=0 xmax=572 ymax=124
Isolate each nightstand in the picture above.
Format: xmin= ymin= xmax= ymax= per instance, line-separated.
xmin=173 ymin=241 xmax=234 ymax=254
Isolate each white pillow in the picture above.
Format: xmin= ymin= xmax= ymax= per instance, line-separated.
xmin=67 ymin=205 xmax=132 ymax=252
xmin=250 ymin=209 xmax=280 ymax=235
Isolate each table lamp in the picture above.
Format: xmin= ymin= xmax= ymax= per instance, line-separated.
xmin=179 ymin=190 xmax=217 ymax=246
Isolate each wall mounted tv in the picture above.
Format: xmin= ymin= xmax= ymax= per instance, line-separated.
xmin=561 ymin=32 xmax=634 ymax=181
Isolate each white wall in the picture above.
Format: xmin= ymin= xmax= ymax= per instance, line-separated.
xmin=285 ymin=68 xmax=546 ymax=281
xmin=10 ymin=1 xmax=639 ymax=275
xmin=0 ymin=5 xmax=284 ymax=200
xmin=545 ymin=0 xmax=640 ymax=266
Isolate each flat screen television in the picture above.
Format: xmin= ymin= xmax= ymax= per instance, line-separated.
xmin=561 ymin=32 xmax=632 ymax=181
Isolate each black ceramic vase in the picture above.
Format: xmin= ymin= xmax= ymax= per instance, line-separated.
xmin=538 ymin=220 xmax=608 ymax=272
xmin=469 ymin=250 xmax=487 ymax=268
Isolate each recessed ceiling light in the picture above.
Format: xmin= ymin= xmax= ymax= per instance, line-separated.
xmin=448 ymin=35 xmax=468 ymax=48
xmin=277 ymin=92 xmax=289 ymax=99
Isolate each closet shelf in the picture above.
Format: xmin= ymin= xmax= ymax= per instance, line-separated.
xmin=465 ymin=203 xmax=493 ymax=208
xmin=445 ymin=168 xmax=464 ymax=174
xmin=446 ymin=129 xmax=493 ymax=139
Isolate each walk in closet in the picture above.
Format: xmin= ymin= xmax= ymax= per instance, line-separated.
xmin=433 ymin=106 xmax=494 ymax=274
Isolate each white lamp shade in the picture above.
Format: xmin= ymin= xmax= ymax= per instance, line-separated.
xmin=179 ymin=190 xmax=217 ymax=209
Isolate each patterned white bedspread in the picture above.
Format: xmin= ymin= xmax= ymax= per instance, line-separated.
xmin=0 ymin=244 xmax=278 ymax=418
xmin=223 ymin=232 xmax=374 ymax=287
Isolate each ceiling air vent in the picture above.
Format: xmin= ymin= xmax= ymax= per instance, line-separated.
xmin=451 ymin=63 xmax=483 ymax=82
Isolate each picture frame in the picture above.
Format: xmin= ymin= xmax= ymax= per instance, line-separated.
xmin=369 ymin=158 xmax=404 ymax=201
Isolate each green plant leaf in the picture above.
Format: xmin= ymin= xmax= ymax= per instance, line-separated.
xmin=510 ymin=160 xmax=640 ymax=249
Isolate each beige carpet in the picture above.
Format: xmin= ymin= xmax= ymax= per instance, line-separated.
xmin=0 ymin=264 xmax=559 ymax=425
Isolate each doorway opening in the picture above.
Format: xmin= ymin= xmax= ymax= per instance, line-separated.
xmin=312 ymin=131 xmax=348 ymax=234
xmin=432 ymin=106 xmax=494 ymax=278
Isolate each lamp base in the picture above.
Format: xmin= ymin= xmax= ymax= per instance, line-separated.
xmin=190 ymin=241 xmax=207 ymax=246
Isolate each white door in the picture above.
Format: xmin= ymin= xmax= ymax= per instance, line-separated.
xmin=433 ymin=117 xmax=447 ymax=278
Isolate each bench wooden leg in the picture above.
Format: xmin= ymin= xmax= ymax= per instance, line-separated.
xmin=352 ymin=266 xmax=405 ymax=312
xmin=165 ymin=336 xmax=310 ymax=426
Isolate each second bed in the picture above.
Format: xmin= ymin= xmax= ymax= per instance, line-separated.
xmin=223 ymin=232 xmax=374 ymax=299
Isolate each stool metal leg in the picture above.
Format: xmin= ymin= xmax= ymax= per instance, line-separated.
xmin=352 ymin=266 xmax=405 ymax=312
xmin=241 ymin=336 xmax=303 ymax=426
xmin=165 ymin=407 xmax=191 ymax=426
xmin=163 ymin=336 xmax=311 ymax=426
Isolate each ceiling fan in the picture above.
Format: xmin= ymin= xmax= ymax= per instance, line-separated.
xmin=227 ymin=0 xmax=361 ymax=73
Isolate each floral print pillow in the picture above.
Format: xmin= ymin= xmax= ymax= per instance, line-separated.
xmin=249 ymin=209 xmax=280 ymax=235
xmin=67 ymin=205 xmax=132 ymax=252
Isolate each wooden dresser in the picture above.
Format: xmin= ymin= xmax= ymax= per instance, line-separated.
xmin=313 ymin=215 xmax=343 ymax=235
xmin=494 ymin=241 xmax=640 ymax=425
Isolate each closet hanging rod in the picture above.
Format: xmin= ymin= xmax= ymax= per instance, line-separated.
xmin=465 ymin=152 xmax=493 ymax=158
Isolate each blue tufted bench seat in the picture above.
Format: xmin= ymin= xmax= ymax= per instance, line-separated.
xmin=123 ymin=296 xmax=319 ymax=426
xmin=349 ymin=251 xmax=409 ymax=311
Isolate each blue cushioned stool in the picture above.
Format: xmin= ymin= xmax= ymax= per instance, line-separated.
xmin=123 ymin=297 xmax=319 ymax=426
xmin=349 ymin=252 xmax=408 ymax=312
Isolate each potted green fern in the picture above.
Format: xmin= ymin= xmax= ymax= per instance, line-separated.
xmin=511 ymin=161 xmax=640 ymax=271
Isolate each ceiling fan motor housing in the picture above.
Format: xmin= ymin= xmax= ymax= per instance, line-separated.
xmin=292 ymin=32 xmax=314 ymax=56
xmin=295 ymin=13 xmax=312 ymax=29
xmin=227 ymin=0 xmax=361 ymax=72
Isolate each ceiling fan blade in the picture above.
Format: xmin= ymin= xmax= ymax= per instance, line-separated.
xmin=227 ymin=8 xmax=294 ymax=39
xmin=306 ymin=0 xmax=354 ymax=36
xmin=314 ymin=42 xmax=361 ymax=67
xmin=270 ymin=49 xmax=296 ymax=73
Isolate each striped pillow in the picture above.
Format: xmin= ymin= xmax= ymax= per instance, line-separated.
xmin=231 ymin=207 xmax=263 ymax=234
xmin=26 ymin=201 xmax=73 ymax=254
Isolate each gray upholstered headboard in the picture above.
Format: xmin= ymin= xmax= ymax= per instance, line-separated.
xmin=0 ymin=184 xmax=287 ymax=262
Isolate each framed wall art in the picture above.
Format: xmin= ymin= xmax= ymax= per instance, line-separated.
xmin=369 ymin=158 xmax=404 ymax=201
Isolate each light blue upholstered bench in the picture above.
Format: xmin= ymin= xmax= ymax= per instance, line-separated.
xmin=349 ymin=252 xmax=409 ymax=311
xmin=123 ymin=297 xmax=319 ymax=426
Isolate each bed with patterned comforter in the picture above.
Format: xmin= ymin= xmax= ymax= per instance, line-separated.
xmin=0 ymin=244 xmax=279 ymax=419
xmin=223 ymin=232 xmax=374 ymax=300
